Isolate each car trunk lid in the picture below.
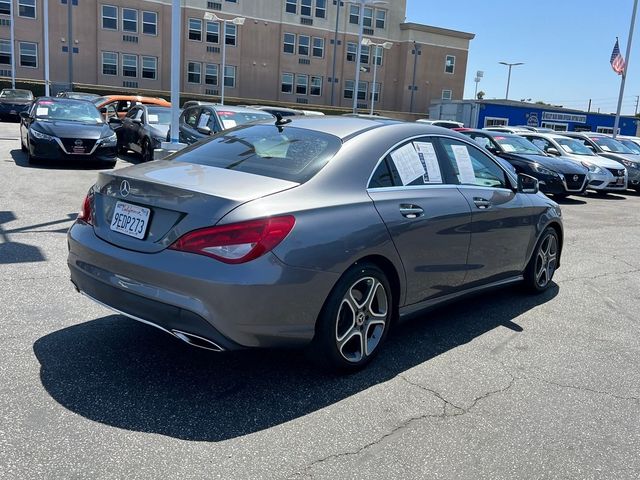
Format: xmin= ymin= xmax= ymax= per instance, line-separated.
xmin=92 ymin=160 xmax=299 ymax=253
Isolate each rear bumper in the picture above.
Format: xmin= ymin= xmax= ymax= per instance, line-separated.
xmin=67 ymin=221 xmax=339 ymax=349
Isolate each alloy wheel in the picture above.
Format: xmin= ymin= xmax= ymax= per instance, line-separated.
xmin=335 ymin=276 xmax=389 ymax=363
xmin=535 ymin=233 xmax=558 ymax=288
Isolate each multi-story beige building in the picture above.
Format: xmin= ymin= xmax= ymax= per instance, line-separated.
xmin=0 ymin=0 xmax=474 ymax=113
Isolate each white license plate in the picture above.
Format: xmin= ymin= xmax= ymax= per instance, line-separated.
xmin=110 ymin=201 xmax=150 ymax=239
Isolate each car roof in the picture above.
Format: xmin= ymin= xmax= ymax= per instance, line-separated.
xmin=463 ymin=129 xmax=520 ymax=139
xmin=98 ymin=95 xmax=170 ymax=106
xmin=195 ymin=105 xmax=276 ymax=115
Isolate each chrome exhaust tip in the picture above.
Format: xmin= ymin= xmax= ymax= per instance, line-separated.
xmin=171 ymin=329 xmax=225 ymax=352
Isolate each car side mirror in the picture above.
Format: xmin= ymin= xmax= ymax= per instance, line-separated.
xmin=517 ymin=173 xmax=539 ymax=194
xmin=197 ymin=126 xmax=212 ymax=135
xmin=19 ymin=111 xmax=29 ymax=120
xmin=547 ymin=147 xmax=561 ymax=156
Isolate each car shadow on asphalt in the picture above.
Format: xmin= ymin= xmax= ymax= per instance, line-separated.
xmin=33 ymin=283 xmax=558 ymax=442
xmin=9 ymin=149 xmax=119 ymax=170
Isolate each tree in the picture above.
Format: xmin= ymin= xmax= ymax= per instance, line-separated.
xmin=476 ymin=90 xmax=485 ymax=100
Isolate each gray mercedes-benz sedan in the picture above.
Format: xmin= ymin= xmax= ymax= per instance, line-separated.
xmin=67 ymin=117 xmax=563 ymax=371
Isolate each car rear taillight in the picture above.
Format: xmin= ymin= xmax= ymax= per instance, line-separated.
xmin=77 ymin=192 xmax=93 ymax=225
xmin=168 ymin=216 xmax=295 ymax=264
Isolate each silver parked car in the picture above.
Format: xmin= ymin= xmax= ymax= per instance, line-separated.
xmin=519 ymin=132 xmax=627 ymax=192
xmin=68 ymin=117 xmax=563 ymax=371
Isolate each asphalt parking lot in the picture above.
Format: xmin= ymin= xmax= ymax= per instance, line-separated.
xmin=1 ymin=120 xmax=640 ymax=480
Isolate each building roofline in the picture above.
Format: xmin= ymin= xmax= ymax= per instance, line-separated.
xmin=400 ymin=22 xmax=475 ymax=40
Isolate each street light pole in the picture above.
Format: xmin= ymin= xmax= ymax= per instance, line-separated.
xmin=204 ymin=13 xmax=245 ymax=106
xmin=9 ymin=0 xmax=14 ymax=89
xmin=169 ymin=0 xmax=181 ymax=143
xmin=409 ymin=41 xmax=421 ymax=112
xmin=362 ymin=38 xmax=392 ymax=115
xmin=499 ymin=61 xmax=524 ymax=100
xmin=43 ymin=0 xmax=50 ymax=96
xmin=613 ymin=0 xmax=638 ymax=138
xmin=330 ymin=0 xmax=341 ymax=106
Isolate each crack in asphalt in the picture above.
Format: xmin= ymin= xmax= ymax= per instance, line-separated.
xmin=287 ymin=373 xmax=516 ymax=479
xmin=531 ymin=376 xmax=640 ymax=403
xmin=559 ymin=267 xmax=640 ymax=283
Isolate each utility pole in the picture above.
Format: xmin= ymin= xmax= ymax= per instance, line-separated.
xmin=635 ymin=95 xmax=639 ymax=115
xmin=67 ymin=0 xmax=73 ymax=88
xmin=499 ymin=61 xmax=524 ymax=100
xmin=169 ymin=0 xmax=181 ymax=143
xmin=613 ymin=0 xmax=638 ymax=138
xmin=9 ymin=0 xmax=14 ymax=88
xmin=44 ymin=0 xmax=50 ymax=96
xmin=588 ymin=99 xmax=592 ymax=112
xmin=330 ymin=0 xmax=341 ymax=106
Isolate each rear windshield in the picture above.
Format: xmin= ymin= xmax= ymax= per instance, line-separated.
xmin=0 ymin=89 xmax=33 ymax=99
xmin=172 ymin=124 xmax=342 ymax=183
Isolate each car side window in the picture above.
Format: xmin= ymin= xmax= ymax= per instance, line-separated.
xmin=125 ymin=107 xmax=138 ymax=119
xmin=197 ymin=111 xmax=211 ymax=129
xmin=368 ymin=137 xmax=450 ymax=188
xmin=184 ymin=108 xmax=200 ymax=128
xmin=438 ymin=138 xmax=508 ymax=189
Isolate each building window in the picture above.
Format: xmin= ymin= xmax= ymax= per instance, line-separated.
xmin=484 ymin=117 xmax=508 ymax=127
xmin=224 ymin=65 xmax=236 ymax=87
xmin=357 ymin=81 xmax=367 ymax=100
xmin=344 ymin=80 xmax=354 ymax=99
xmin=206 ymin=21 xmax=219 ymax=43
xmin=363 ymin=7 xmax=373 ymax=27
xmin=310 ymin=75 xmax=322 ymax=96
xmin=281 ymin=72 xmax=294 ymax=94
xmin=0 ymin=39 xmax=11 ymax=65
xmin=102 ymin=5 xmax=118 ymax=30
xmin=312 ymin=37 xmax=324 ymax=58
xmin=188 ymin=18 xmax=202 ymax=41
xmin=300 ymin=0 xmax=311 ymax=16
xmin=298 ymin=35 xmax=310 ymax=56
xmin=283 ymin=33 xmax=295 ymax=54
xmin=19 ymin=42 xmax=37 ymax=68
xmin=18 ymin=0 xmax=36 ymax=18
xmin=122 ymin=54 xmax=137 ymax=77
xmin=102 ymin=51 xmax=117 ymax=75
xmin=315 ymin=0 xmax=326 ymax=18
xmin=360 ymin=44 xmax=369 ymax=64
xmin=187 ymin=62 xmax=201 ymax=83
xmin=441 ymin=89 xmax=452 ymax=100
xmin=542 ymin=122 xmax=569 ymax=132
xmin=346 ymin=42 xmax=357 ymax=62
xmin=122 ymin=8 xmax=138 ymax=33
xmin=285 ymin=0 xmax=296 ymax=14
xmin=0 ymin=1 xmax=10 ymax=15
xmin=371 ymin=82 xmax=381 ymax=101
xmin=373 ymin=45 xmax=383 ymax=66
xmin=205 ymin=63 xmax=218 ymax=85
xmin=349 ymin=4 xmax=359 ymax=24
xmin=142 ymin=11 xmax=157 ymax=35
xmin=296 ymin=74 xmax=308 ymax=95
xmin=225 ymin=23 xmax=237 ymax=46
xmin=445 ymin=55 xmax=455 ymax=74
xmin=142 ymin=56 xmax=156 ymax=79
xmin=375 ymin=9 xmax=386 ymax=29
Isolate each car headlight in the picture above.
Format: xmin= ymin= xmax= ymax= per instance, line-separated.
xmin=531 ymin=163 xmax=559 ymax=177
xmin=99 ymin=133 xmax=117 ymax=146
xmin=580 ymin=161 xmax=604 ymax=174
xmin=619 ymin=158 xmax=640 ymax=170
xmin=30 ymin=128 xmax=55 ymax=141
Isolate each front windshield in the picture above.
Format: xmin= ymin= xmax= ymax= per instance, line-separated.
xmin=590 ymin=136 xmax=633 ymax=154
xmin=0 ymin=89 xmax=33 ymax=100
xmin=34 ymin=99 xmax=103 ymax=123
xmin=146 ymin=108 xmax=172 ymax=125
xmin=618 ymin=139 xmax=640 ymax=154
xmin=494 ymin=135 xmax=544 ymax=154
xmin=555 ymin=137 xmax=596 ymax=156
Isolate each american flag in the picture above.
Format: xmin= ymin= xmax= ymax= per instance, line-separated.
xmin=610 ymin=39 xmax=626 ymax=75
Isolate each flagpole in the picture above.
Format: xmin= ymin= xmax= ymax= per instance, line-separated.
xmin=613 ymin=0 xmax=638 ymax=139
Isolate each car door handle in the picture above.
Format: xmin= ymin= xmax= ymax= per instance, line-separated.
xmin=473 ymin=197 xmax=492 ymax=209
xmin=399 ymin=204 xmax=424 ymax=219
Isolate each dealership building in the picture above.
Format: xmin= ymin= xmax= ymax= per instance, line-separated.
xmin=429 ymin=99 xmax=640 ymax=136
xmin=0 ymin=0 xmax=474 ymax=112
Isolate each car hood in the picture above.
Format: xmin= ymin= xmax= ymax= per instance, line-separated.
xmin=559 ymin=152 xmax=625 ymax=169
xmin=597 ymin=151 xmax=640 ymax=166
xmin=32 ymin=120 xmax=112 ymax=139
xmin=502 ymin=152 xmax=587 ymax=174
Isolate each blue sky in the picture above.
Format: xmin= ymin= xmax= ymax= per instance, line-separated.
xmin=406 ymin=0 xmax=640 ymax=115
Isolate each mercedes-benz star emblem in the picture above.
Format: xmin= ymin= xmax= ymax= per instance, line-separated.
xmin=120 ymin=180 xmax=130 ymax=197
xmin=573 ymin=175 xmax=579 ymax=182
xmin=74 ymin=139 xmax=83 ymax=146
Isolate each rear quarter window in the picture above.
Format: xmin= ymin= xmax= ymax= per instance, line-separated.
xmin=171 ymin=124 xmax=342 ymax=183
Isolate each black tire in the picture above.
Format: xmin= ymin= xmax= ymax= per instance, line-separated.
xmin=141 ymin=139 xmax=153 ymax=162
xmin=524 ymin=227 xmax=559 ymax=293
xmin=308 ymin=262 xmax=394 ymax=373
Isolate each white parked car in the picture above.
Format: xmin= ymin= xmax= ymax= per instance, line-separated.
xmin=519 ymin=132 xmax=627 ymax=193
